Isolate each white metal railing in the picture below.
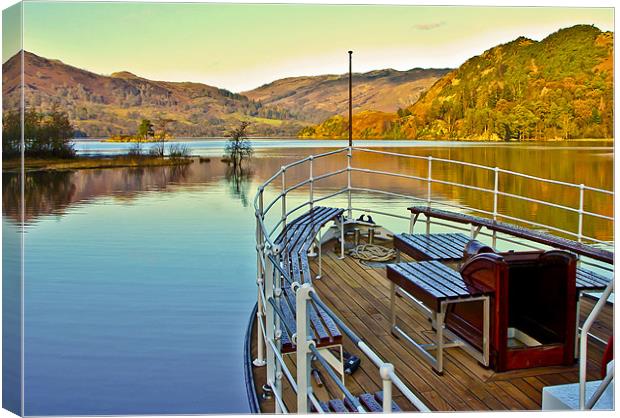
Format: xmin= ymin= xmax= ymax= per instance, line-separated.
xmin=579 ymin=280 xmax=614 ymax=410
xmin=253 ymin=146 xmax=614 ymax=413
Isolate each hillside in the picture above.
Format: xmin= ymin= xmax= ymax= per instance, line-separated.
xmin=304 ymin=25 xmax=614 ymax=140
xmin=243 ymin=68 xmax=449 ymax=123
xmin=2 ymin=52 xmax=448 ymax=138
xmin=2 ymin=51 xmax=304 ymax=137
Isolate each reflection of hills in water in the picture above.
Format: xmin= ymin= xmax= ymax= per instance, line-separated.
xmin=2 ymin=145 xmax=613 ymax=241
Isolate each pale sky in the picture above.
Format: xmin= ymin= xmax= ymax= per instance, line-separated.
xmin=5 ymin=1 xmax=615 ymax=92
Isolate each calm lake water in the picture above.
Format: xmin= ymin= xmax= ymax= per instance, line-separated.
xmin=2 ymin=139 xmax=613 ymax=415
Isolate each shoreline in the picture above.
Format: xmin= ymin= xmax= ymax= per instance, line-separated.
xmin=2 ymin=155 xmax=193 ymax=173
xmin=81 ymin=137 xmax=614 ymax=143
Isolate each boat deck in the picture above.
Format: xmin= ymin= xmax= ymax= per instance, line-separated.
xmin=250 ymin=239 xmax=613 ymax=412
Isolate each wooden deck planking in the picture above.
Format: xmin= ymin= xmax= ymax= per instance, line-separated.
xmin=252 ymin=241 xmax=613 ymax=412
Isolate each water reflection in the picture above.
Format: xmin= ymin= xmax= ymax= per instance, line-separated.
xmin=225 ymin=160 xmax=254 ymax=207
xmin=3 ymin=164 xmax=192 ymax=224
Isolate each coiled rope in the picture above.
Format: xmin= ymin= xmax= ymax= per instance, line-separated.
xmin=348 ymin=244 xmax=396 ymax=262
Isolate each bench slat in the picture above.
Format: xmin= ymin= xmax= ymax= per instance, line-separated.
xmin=576 ymin=266 xmax=612 ymax=290
xmin=388 ymin=264 xmax=449 ymax=308
xmin=398 ymin=262 xmax=462 ymax=298
xmin=328 ymin=399 xmax=351 ymax=413
xmin=359 ymin=393 xmax=382 ymax=412
xmin=314 ymin=301 xmax=342 ymax=342
xmin=374 ymin=391 xmax=402 ymax=412
xmin=408 ymin=261 xmax=473 ymax=296
xmin=282 ymin=288 xmax=327 ymax=343
xmin=432 ymin=233 xmax=470 ymax=255
xmin=279 ymin=292 xmax=298 ymax=351
xmin=275 ymin=206 xmax=332 ymax=244
xmin=399 ymin=235 xmax=450 ymax=259
xmin=396 ymin=232 xmax=470 ymax=261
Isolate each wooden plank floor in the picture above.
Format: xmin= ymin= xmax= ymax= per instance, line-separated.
xmin=251 ymin=240 xmax=613 ymax=413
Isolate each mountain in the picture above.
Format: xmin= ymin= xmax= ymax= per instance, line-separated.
xmin=2 ymin=51 xmax=304 ymax=137
xmin=2 ymin=51 xmax=447 ymax=138
xmin=243 ymin=68 xmax=450 ymax=123
xmin=304 ymin=25 xmax=614 ymax=141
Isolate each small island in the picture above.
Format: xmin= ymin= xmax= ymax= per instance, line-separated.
xmin=2 ymin=111 xmax=192 ymax=172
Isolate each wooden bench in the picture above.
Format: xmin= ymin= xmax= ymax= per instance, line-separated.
xmin=315 ymin=391 xmax=401 ymax=413
xmin=395 ymin=231 xmax=611 ymax=294
xmin=275 ymin=206 xmax=345 ymax=284
xmin=394 ymin=232 xmax=471 ymax=261
xmin=407 ymin=206 xmax=613 ymax=264
xmin=386 ymin=260 xmax=492 ymax=374
xmin=273 ymin=206 xmax=346 ymax=376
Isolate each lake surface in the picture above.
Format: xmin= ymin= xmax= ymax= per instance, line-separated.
xmin=2 ymin=139 xmax=614 ymax=415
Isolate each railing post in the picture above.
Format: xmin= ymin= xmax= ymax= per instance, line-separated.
xmin=296 ymin=283 xmax=314 ymax=414
xmin=254 ymin=189 xmax=266 ymax=367
xmin=426 ymin=156 xmax=432 ymax=235
xmin=492 ymin=167 xmax=499 ymax=247
xmin=254 ymin=284 xmax=266 ymax=367
xmin=577 ymin=184 xmax=585 ymax=242
xmin=281 ymin=168 xmax=287 ymax=230
xmin=309 ymin=156 xmax=314 ymax=210
xmin=264 ymin=245 xmax=277 ymax=412
xmin=316 ymin=229 xmax=323 ymax=279
xmin=380 ymin=363 xmax=394 ymax=413
xmin=347 ymin=146 xmax=353 ymax=220
xmin=273 ymin=248 xmax=283 ymax=413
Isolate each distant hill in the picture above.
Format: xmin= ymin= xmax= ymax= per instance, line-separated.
xmin=2 ymin=52 xmax=447 ymax=138
xmin=2 ymin=51 xmax=304 ymax=137
xmin=243 ymin=68 xmax=449 ymax=123
xmin=303 ymin=25 xmax=613 ymax=140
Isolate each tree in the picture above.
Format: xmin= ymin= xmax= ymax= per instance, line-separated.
xmin=225 ymin=121 xmax=252 ymax=166
xmin=397 ymin=107 xmax=411 ymax=118
xmin=2 ymin=108 xmax=75 ymax=158
xmin=137 ymin=119 xmax=154 ymax=140
xmin=511 ymin=105 xmax=539 ymax=140
xmin=132 ymin=118 xmax=154 ymax=156
xmin=2 ymin=110 xmax=21 ymax=156
xmin=152 ymin=116 xmax=175 ymax=157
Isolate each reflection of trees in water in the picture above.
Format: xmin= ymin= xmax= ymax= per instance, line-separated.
xmin=2 ymin=163 xmax=193 ymax=223
xmin=225 ymin=160 xmax=254 ymax=207
xmin=123 ymin=163 xmax=190 ymax=193
xmin=2 ymin=170 xmax=76 ymax=222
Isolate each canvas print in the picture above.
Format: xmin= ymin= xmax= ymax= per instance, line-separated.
xmin=1 ymin=1 xmax=614 ymax=415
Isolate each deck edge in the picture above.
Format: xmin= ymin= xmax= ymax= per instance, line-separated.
xmin=244 ymin=302 xmax=261 ymax=414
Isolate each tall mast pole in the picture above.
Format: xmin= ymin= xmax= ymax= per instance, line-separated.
xmin=348 ymin=51 xmax=353 ymax=147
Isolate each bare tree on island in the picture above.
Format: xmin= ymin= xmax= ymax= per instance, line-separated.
xmin=225 ymin=121 xmax=253 ymax=166
xmin=152 ymin=116 xmax=175 ymax=157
